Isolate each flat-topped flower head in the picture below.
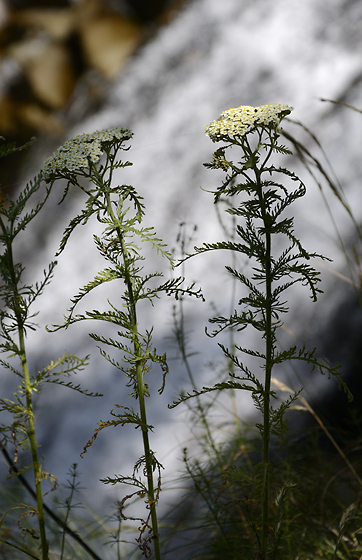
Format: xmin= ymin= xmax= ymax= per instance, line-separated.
xmin=42 ymin=127 xmax=133 ymax=182
xmin=205 ymin=103 xmax=293 ymax=142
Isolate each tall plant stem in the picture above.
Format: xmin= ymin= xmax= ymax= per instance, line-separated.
xmin=135 ymin=358 xmax=162 ymax=560
xmin=255 ymin=171 xmax=273 ymax=559
xmin=105 ymin=193 xmax=161 ymax=560
xmin=261 ymin=230 xmax=272 ymax=559
xmin=5 ymin=234 xmax=48 ymax=560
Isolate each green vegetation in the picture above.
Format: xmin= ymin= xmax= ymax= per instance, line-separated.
xmin=0 ymin=102 xmax=361 ymax=559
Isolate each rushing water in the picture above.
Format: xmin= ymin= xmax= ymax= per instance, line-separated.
xmin=3 ymin=0 xmax=362 ymax=553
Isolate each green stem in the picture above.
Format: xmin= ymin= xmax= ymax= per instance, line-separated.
xmin=261 ymin=225 xmax=272 ymax=559
xmin=255 ymin=167 xmax=273 ymax=559
xmin=18 ymin=329 xmax=49 ymax=560
xmin=135 ymin=360 xmax=162 ymax=559
xmin=5 ymin=234 xmax=48 ymax=560
xmin=104 ymin=192 xmax=161 ymax=559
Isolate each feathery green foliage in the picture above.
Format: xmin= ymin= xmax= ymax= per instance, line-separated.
xmin=0 ymin=137 xmax=100 ymax=560
xmin=43 ymin=127 xmax=203 ymax=559
xmin=170 ymin=103 xmax=352 ymax=559
xmin=1 ymin=101 xmax=361 ymax=559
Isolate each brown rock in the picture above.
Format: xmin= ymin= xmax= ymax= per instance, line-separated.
xmin=8 ymin=37 xmax=76 ymax=109
xmin=0 ymin=95 xmax=63 ymax=136
xmin=79 ymin=14 xmax=143 ymax=79
xmin=9 ymin=8 xmax=75 ymax=41
xmin=18 ymin=101 xmax=63 ymax=134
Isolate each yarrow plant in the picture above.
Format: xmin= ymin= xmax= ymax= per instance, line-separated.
xmin=204 ymin=103 xmax=294 ymax=141
xmin=42 ymin=127 xmax=201 ymax=559
xmin=170 ymin=103 xmax=351 ymax=559
xmin=42 ymin=129 xmax=131 ymax=180
xmin=0 ymin=138 xmax=98 ymax=560
xmin=1 ymin=103 xmax=359 ymax=560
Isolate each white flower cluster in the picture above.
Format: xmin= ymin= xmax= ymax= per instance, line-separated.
xmin=205 ymin=104 xmax=293 ymax=141
xmin=42 ymin=127 xmax=133 ymax=181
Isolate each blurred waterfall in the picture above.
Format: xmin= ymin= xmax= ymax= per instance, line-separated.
xmin=4 ymin=0 xmax=362 ymax=540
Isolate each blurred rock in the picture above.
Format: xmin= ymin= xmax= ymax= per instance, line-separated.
xmin=0 ymin=0 xmax=188 ymax=198
xmin=10 ymin=7 xmax=74 ymax=40
xmin=17 ymin=101 xmax=63 ymax=133
xmin=8 ymin=36 xmax=76 ymax=108
xmin=77 ymin=2 xmax=143 ymax=79
xmin=0 ymin=0 xmax=188 ymax=145
xmin=0 ymin=0 xmax=145 ymax=139
xmin=0 ymin=96 xmax=63 ymax=135
xmin=122 ymin=0 xmax=171 ymax=22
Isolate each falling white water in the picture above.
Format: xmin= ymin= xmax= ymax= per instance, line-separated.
xmin=3 ymin=0 xmax=362 ymax=554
